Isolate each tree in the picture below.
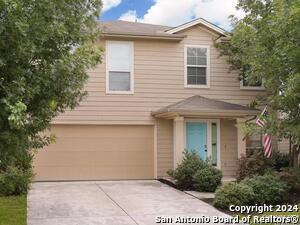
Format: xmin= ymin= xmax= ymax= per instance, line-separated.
xmin=0 ymin=0 xmax=102 ymax=171
xmin=216 ymin=0 xmax=300 ymax=166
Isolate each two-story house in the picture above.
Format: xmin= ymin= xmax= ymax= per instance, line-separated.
xmin=33 ymin=18 xmax=266 ymax=181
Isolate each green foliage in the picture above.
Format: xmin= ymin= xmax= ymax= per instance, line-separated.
xmin=242 ymin=174 xmax=288 ymax=205
xmin=279 ymin=167 xmax=300 ymax=194
xmin=214 ymin=182 xmax=255 ymax=209
xmin=6 ymin=101 xmax=27 ymax=129
xmin=0 ymin=166 xmax=32 ymax=196
xmin=214 ymin=173 xmax=291 ymax=210
xmin=216 ymin=0 xmax=300 ymax=165
xmin=193 ymin=166 xmax=222 ymax=192
xmin=237 ymin=150 xmax=290 ymax=181
xmin=168 ymin=150 xmax=222 ymax=191
xmin=0 ymin=0 xmax=103 ymax=180
xmin=167 ymin=150 xmax=206 ymax=190
xmin=273 ymin=151 xmax=290 ymax=171
xmin=0 ymin=144 xmax=33 ymax=172
xmin=237 ymin=150 xmax=274 ymax=181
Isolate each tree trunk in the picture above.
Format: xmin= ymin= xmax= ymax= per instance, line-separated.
xmin=291 ymin=144 xmax=300 ymax=167
xmin=289 ymin=135 xmax=293 ymax=166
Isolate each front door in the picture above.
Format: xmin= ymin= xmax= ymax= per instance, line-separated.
xmin=186 ymin=122 xmax=207 ymax=160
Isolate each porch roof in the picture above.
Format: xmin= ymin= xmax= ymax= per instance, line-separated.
xmin=151 ymin=95 xmax=260 ymax=118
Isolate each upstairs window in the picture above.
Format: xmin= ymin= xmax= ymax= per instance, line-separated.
xmin=106 ymin=41 xmax=134 ymax=94
xmin=185 ymin=45 xmax=210 ymax=88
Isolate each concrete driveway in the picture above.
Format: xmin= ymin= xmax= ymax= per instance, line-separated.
xmin=28 ymin=180 xmax=229 ymax=225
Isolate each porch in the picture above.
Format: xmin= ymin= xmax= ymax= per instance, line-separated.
xmin=152 ymin=95 xmax=260 ymax=178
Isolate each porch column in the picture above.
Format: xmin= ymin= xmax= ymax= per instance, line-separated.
xmin=236 ymin=118 xmax=246 ymax=158
xmin=173 ymin=116 xmax=185 ymax=169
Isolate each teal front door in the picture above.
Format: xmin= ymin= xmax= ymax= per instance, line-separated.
xmin=186 ymin=122 xmax=207 ymax=160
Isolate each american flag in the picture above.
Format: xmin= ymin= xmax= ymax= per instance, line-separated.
xmin=256 ymin=106 xmax=272 ymax=158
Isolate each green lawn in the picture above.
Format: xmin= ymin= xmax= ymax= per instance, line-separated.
xmin=0 ymin=195 xmax=27 ymax=225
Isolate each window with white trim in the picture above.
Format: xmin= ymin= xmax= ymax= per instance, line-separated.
xmin=106 ymin=41 xmax=133 ymax=93
xmin=185 ymin=46 xmax=209 ymax=87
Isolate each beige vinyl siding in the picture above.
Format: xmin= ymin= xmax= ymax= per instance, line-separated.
xmin=47 ymin=25 xmax=265 ymax=179
xmin=34 ymin=125 xmax=154 ymax=181
xmin=278 ymin=138 xmax=290 ymax=153
xmin=54 ymin=25 xmax=265 ymax=125
xmin=157 ymin=119 xmax=173 ymax=177
xmin=220 ymin=119 xmax=239 ymax=177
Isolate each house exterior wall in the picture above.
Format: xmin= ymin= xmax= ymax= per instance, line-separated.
xmin=156 ymin=119 xmax=174 ymax=177
xmin=48 ymin=24 xmax=266 ymax=179
xmin=53 ymin=25 xmax=265 ymax=125
xmin=220 ymin=119 xmax=239 ymax=177
xmin=278 ymin=139 xmax=290 ymax=153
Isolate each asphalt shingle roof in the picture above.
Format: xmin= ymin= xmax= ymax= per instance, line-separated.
xmin=99 ymin=20 xmax=185 ymax=38
xmin=100 ymin=20 xmax=171 ymax=34
xmin=152 ymin=95 xmax=259 ymax=116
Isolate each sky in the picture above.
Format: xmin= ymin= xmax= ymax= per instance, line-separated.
xmin=100 ymin=0 xmax=244 ymax=31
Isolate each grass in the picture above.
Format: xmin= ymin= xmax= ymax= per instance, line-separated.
xmin=0 ymin=195 xmax=27 ymax=225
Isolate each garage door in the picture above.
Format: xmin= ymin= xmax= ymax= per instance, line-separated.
xmin=33 ymin=125 xmax=154 ymax=181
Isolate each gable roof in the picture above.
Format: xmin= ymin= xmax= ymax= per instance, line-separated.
xmin=100 ymin=20 xmax=185 ymax=40
xmin=165 ymin=18 xmax=228 ymax=36
xmin=100 ymin=20 xmax=171 ymax=35
xmin=152 ymin=95 xmax=259 ymax=118
xmin=100 ymin=18 xmax=228 ymax=40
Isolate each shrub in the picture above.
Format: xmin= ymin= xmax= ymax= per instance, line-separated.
xmin=0 ymin=166 xmax=33 ymax=196
xmin=0 ymin=146 xmax=33 ymax=172
xmin=193 ymin=166 xmax=222 ymax=192
xmin=237 ymin=150 xmax=274 ymax=181
xmin=241 ymin=173 xmax=288 ymax=205
xmin=278 ymin=167 xmax=300 ymax=194
xmin=237 ymin=150 xmax=291 ymax=181
xmin=273 ymin=151 xmax=290 ymax=171
xmin=167 ymin=150 xmax=206 ymax=190
xmin=214 ymin=182 xmax=255 ymax=209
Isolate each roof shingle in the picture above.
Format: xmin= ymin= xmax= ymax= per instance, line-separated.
xmin=152 ymin=95 xmax=259 ymax=117
xmin=100 ymin=20 xmax=171 ymax=35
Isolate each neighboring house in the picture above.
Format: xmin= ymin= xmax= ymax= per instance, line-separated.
xmin=33 ymin=18 xmax=267 ymax=181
